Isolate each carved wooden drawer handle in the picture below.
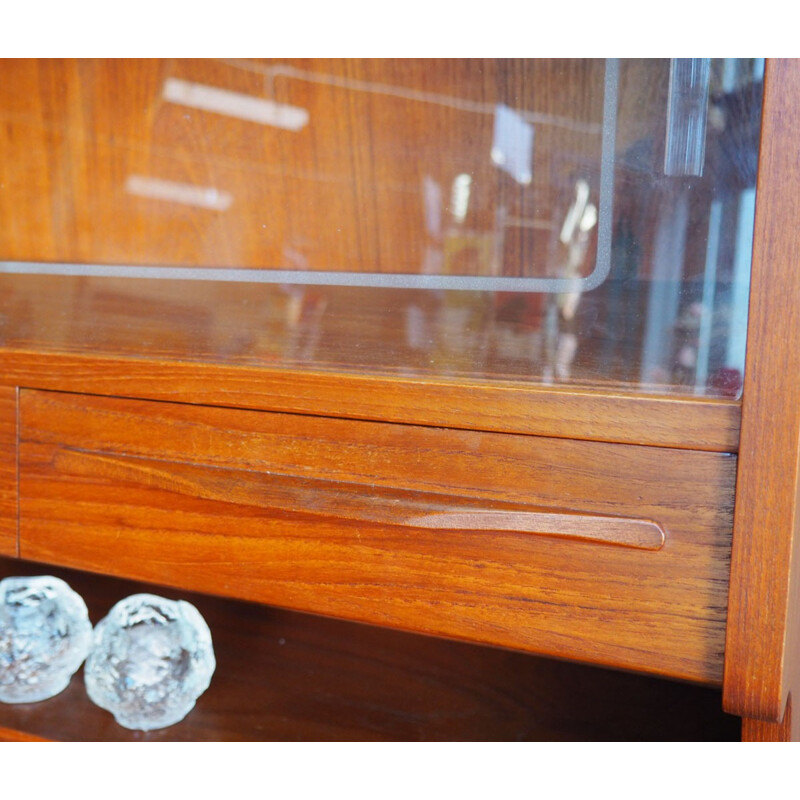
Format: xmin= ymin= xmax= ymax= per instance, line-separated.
xmin=407 ymin=510 xmax=664 ymax=550
xmin=54 ymin=449 xmax=665 ymax=551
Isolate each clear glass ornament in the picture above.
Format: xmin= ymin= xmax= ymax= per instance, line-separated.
xmin=0 ymin=575 xmax=92 ymax=703
xmin=84 ymin=593 xmax=215 ymax=731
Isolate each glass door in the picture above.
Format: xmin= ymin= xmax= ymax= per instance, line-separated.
xmin=0 ymin=58 xmax=764 ymax=397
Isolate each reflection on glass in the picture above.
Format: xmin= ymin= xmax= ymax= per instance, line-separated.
xmin=491 ymin=104 xmax=534 ymax=185
xmin=125 ymin=175 xmax=233 ymax=211
xmin=163 ymin=77 xmax=310 ymax=131
xmin=664 ymin=58 xmax=711 ymax=177
xmin=0 ymin=58 xmax=765 ymax=397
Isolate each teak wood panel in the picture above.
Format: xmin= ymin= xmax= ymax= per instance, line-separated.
xmin=741 ymin=696 xmax=796 ymax=742
xmin=19 ymin=390 xmax=736 ymax=684
xmin=723 ymin=58 xmax=800 ymax=726
xmin=0 ymin=387 xmax=17 ymax=557
xmin=0 ymin=556 xmax=741 ymax=742
xmin=0 ymin=727 xmax=49 ymax=742
xmin=0 ymin=352 xmax=741 ymax=453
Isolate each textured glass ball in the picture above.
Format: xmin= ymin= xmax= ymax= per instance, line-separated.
xmin=0 ymin=576 xmax=92 ymax=704
xmin=84 ymin=593 xmax=215 ymax=731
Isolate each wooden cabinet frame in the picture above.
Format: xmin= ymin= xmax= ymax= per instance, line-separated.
xmin=723 ymin=58 xmax=800 ymax=739
xmin=0 ymin=58 xmax=797 ymax=740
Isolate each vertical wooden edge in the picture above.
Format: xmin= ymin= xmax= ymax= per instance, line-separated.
xmin=723 ymin=59 xmax=800 ymax=721
xmin=741 ymin=695 xmax=794 ymax=742
xmin=0 ymin=385 xmax=18 ymax=557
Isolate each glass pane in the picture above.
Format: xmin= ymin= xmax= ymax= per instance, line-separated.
xmin=0 ymin=58 xmax=764 ymax=396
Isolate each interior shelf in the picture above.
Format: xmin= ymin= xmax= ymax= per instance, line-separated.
xmin=0 ymin=557 xmax=740 ymax=741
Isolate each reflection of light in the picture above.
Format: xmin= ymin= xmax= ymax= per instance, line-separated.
xmin=422 ymin=176 xmax=442 ymax=237
xmin=560 ymin=179 xmax=591 ymax=244
xmin=579 ymin=203 xmax=597 ymax=232
xmin=125 ymin=175 xmax=233 ymax=211
xmin=163 ymin=78 xmax=309 ymax=131
xmin=451 ymin=174 xmax=472 ymax=223
xmin=664 ymin=59 xmax=710 ymax=177
xmin=491 ymin=104 xmax=534 ymax=185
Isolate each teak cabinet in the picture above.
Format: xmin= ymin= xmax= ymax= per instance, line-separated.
xmin=0 ymin=58 xmax=797 ymax=741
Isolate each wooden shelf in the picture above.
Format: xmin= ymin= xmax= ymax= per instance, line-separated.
xmin=0 ymin=557 xmax=740 ymax=741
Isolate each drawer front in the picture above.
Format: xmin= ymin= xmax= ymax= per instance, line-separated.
xmin=19 ymin=390 xmax=736 ymax=684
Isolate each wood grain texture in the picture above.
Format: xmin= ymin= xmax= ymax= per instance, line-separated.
xmin=741 ymin=696 xmax=795 ymax=742
xmin=52 ymin=449 xmax=667 ymax=551
xmin=0 ymin=349 xmax=741 ymax=458
xmin=0 ymin=727 xmax=50 ymax=742
xmin=19 ymin=390 xmax=736 ymax=684
xmin=723 ymin=59 xmax=800 ymax=725
xmin=0 ymin=387 xmax=17 ymax=557
xmin=0 ymin=556 xmax=741 ymax=741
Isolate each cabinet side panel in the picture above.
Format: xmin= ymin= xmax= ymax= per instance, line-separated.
xmin=723 ymin=59 xmax=800 ymax=723
xmin=0 ymin=386 xmax=17 ymax=556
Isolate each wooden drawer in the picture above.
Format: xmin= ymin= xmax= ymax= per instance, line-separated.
xmin=18 ymin=389 xmax=736 ymax=684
